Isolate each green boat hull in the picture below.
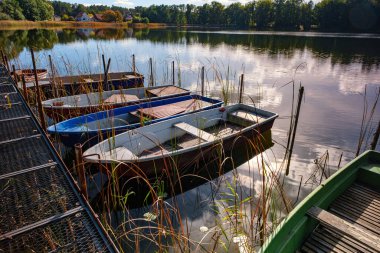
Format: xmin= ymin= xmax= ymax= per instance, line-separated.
xmin=260 ymin=150 xmax=380 ymax=253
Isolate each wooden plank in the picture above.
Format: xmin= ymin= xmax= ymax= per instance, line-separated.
xmin=147 ymin=86 xmax=186 ymax=97
xmin=312 ymin=232 xmax=352 ymax=253
xmin=307 ymin=206 xmax=380 ymax=252
xmin=104 ymin=94 xmax=139 ymax=104
xmin=319 ymin=226 xmax=378 ymax=253
xmin=137 ymin=104 xmax=185 ymax=119
xmin=174 ymin=122 xmax=216 ymax=142
xmin=229 ymin=110 xmax=266 ymax=123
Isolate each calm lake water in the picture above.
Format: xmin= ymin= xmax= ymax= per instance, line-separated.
xmin=3 ymin=28 xmax=380 ymax=251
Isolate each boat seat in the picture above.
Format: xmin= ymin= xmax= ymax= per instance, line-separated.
xmin=307 ymin=206 xmax=380 ymax=252
xmin=228 ymin=110 xmax=266 ymax=127
xmin=174 ymin=122 xmax=217 ymax=142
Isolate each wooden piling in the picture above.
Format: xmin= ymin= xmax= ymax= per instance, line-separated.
xmin=4 ymin=54 xmax=10 ymax=72
xmin=149 ymin=57 xmax=154 ymax=87
xmin=48 ymin=55 xmax=58 ymax=97
xmin=30 ymin=48 xmax=46 ymax=131
xmin=21 ymin=75 xmax=28 ymax=103
xmin=239 ymin=73 xmax=244 ymax=104
xmin=74 ymin=143 xmax=88 ymax=200
xmin=370 ymin=121 xmax=380 ymax=150
xmin=132 ymin=54 xmax=136 ymax=73
xmin=11 ymin=65 xmax=18 ymax=83
xmin=286 ymin=86 xmax=304 ymax=175
xmin=172 ymin=61 xmax=175 ymax=86
xmin=201 ymin=66 xmax=205 ymax=96
xmin=104 ymin=58 xmax=111 ymax=90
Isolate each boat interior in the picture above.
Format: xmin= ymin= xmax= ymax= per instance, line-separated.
xmin=136 ymin=108 xmax=268 ymax=159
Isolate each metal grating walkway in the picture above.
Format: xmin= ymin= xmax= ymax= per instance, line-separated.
xmin=0 ymin=65 xmax=118 ymax=252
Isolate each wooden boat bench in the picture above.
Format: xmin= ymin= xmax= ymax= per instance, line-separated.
xmin=227 ymin=110 xmax=266 ymax=127
xmin=174 ymin=122 xmax=217 ymax=142
xmin=306 ymin=206 xmax=380 ymax=252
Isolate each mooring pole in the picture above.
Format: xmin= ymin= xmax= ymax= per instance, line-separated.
xmin=239 ymin=74 xmax=244 ymax=104
xmin=285 ymin=86 xmax=304 ymax=175
xmin=201 ymin=66 xmax=205 ymax=96
xmin=48 ymin=55 xmax=58 ymax=97
xmin=0 ymin=50 xmax=5 ymax=66
xmin=74 ymin=143 xmax=88 ymax=200
xmin=370 ymin=121 xmax=380 ymax=150
xmin=132 ymin=54 xmax=136 ymax=73
xmin=149 ymin=57 xmax=154 ymax=87
xmin=21 ymin=75 xmax=28 ymax=103
xmin=172 ymin=61 xmax=175 ymax=86
xmin=4 ymin=54 xmax=10 ymax=72
xmin=11 ymin=65 xmax=18 ymax=84
xmin=104 ymin=58 xmax=111 ymax=90
xmin=102 ymin=54 xmax=106 ymax=74
xmin=30 ymin=48 xmax=46 ymax=131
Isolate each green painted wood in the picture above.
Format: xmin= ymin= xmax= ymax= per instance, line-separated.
xmin=259 ymin=150 xmax=380 ymax=253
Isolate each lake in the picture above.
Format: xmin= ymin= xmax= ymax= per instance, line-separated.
xmin=2 ymin=28 xmax=380 ymax=252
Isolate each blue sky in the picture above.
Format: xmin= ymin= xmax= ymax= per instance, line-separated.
xmin=64 ymin=0 xmax=252 ymax=8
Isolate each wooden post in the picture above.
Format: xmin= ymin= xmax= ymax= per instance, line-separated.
xmin=0 ymin=50 xmax=5 ymax=66
xmin=30 ymin=48 xmax=46 ymax=130
xmin=102 ymin=54 xmax=106 ymax=75
xmin=21 ymin=75 xmax=28 ymax=103
xmin=370 ymin=121 xmax=380 ymax=150
xmin=132 ymin=54 xmax=136 ymax=73
xmin=104 ymin=58 xmax=111 ymax=90
xmin=239 ymin=73 xmax=244 ymax=104
xmin=285 ymin=86 xmax=304 ymax=175
xmin=74 ymin=143 xmax=88 ymax=200
xmin=172 ymin=61 xmax=175 ymax=86
xmin=4 ymin=54 xmax=10 ymax=72
xmin=12 ymin=65 xmax=18 ymax=83
xmin=149 ymin=57 xmax=154 ymax=87
xmin=201 ymin=66 xmax=205 ymax=96
xmin=48 ymin=55 xmax=58 ymax=97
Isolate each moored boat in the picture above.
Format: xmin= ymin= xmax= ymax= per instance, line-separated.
xmin=18 ymin=71 xmax=144 ymax=99
xmin=47 ymin=94 xmax=222 ymax=146
xmin=14 ymin=69 xmax=48 ymax=82
xmin=83 ymin=103 xmax=278 ymax=177
xmin=43 ymin=85 xmax=190 ymax=121
xmin=259 ymin=150 xmax=380 ymax=253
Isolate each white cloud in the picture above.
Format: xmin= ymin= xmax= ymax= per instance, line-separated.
xmin=113 ymin=0 xmax=135 ymax=7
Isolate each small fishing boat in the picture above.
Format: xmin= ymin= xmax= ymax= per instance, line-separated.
xmin=14 ymin=69 xmax=48 ymax=82
xmin=259 ymin=150 xmax=380 ymax=253
xmin=42 ymin=85 xmax=190 ymax=121
xmin=18 ymin=71 xmax=144 ymax=99
xmin=47 ymin=95 xmax=222 ymax=146
xmin=83 ymin=104 xmax=278 ymax=177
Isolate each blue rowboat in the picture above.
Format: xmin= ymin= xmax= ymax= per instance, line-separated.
xmin=47 ymin=95 xmax=223 ymax=146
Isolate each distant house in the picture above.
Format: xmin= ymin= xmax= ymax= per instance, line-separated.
xmin=53 ymin=15 xmax=61 ymax=21
xmin=93 ymin=14 xmax=104 ymax=22
xmin=125 ymin=14 xmax=133 ymax=22
xmin=75 ymin=12 xmax=91 ymax=22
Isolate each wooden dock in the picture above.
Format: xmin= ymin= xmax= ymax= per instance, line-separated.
xmin=0 ymin=64 xmax=118 ymax=252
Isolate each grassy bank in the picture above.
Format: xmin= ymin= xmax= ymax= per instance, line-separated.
xmin=0 ymin=20 xmax=167 ymax=30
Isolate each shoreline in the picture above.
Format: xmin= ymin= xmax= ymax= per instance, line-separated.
xmin=0 ymin=20 xmax=167 ymax=30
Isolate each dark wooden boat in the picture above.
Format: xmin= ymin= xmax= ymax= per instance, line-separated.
xmin=18 ymin=71 xmax=144 ymax=99
xmin=83 ymin=104 xmax=278 ymax=178
xmin=260 ymin=150 xmax=380 ymax=253
xmin=42 ymin=85 xmax=190 ymax=121
xmin=14 ymin=69 xmax=48 ymax=82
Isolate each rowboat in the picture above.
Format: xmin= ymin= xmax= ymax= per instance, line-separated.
xmin=260 ymin=150 xmax=380 ymax=253
xmin=18 ymin=71 xmax=144 ymax=99
xmin=14 ymin=69 xmax=48 ymax=82
xmin=83 ymin=103 xmax=278 ymax=177
xmin=42 ymin=85 xmax=190 ymax=121
xmin=47 ymin=95 xmax=222 ymax=146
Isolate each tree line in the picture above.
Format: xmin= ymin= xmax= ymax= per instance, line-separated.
xmin=0 ymin=0 xmax=379 ymax=31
